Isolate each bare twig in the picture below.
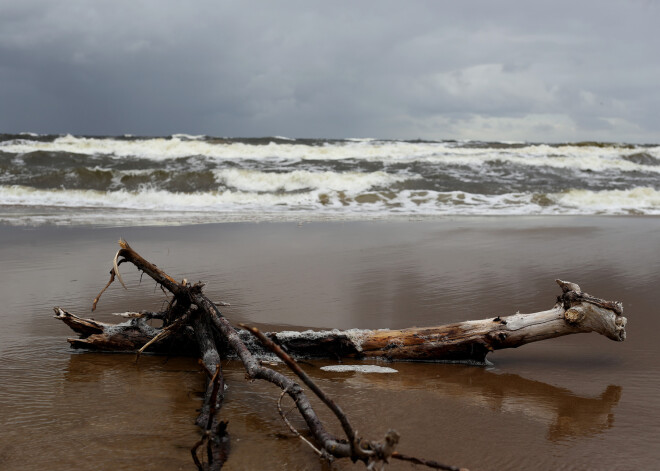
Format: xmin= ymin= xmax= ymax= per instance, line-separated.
xmin=277 ymin=387 xmax=324 ymax=457
xmin=135 ymin=308 xmax=196 ymax=360
xmin=190 ymin=438 xmax=205 ymax=471
xmin=197 ymin=358 xmax=214 ymax=378
xmin=113 ymin=248 xmax=127 ymax=290
xmin=391 ymin=452 xmax=467 ymax=471
xmin=92 ymin=267 xmax=116 ymax=311
xmin=115 ymin=239 xmax=185 ymax=296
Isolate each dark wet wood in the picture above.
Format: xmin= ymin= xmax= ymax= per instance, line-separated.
xmin=191 ymin=313 xmax=229 ymax=471
xmin=53 ymin=307 xmax=198 ymax=354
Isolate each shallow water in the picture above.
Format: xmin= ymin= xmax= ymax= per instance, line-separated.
xmin=1 ymin=217 xmax=659 ymax=470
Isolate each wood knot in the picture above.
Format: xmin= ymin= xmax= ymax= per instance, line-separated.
xmin=564 ymin=307 xmax=585 ymax=325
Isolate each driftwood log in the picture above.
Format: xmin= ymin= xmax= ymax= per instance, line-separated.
xmin=56 ymin=282 xmax=626 ymax=364
xmin=54 ymin=240 xmax=627 ymax=470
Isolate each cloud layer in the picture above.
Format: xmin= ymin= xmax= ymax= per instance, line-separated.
xmin=1 ymin=0 xmax=658 ymax=142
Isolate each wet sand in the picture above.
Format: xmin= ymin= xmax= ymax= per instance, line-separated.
xmin=1 ymin=216 xmax=659 ymax=470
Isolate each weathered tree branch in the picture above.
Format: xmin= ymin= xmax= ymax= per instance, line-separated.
xmin=58 ymin=240 xmax=459 ymax=469
xmin=54 ymin=240 xmax=627 ymax=470
xmin=242 ymin=324 xmax=360 ymax=449
xmin=191 ymin=310 xmax=229 ymax=471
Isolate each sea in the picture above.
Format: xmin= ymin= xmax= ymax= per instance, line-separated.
xmin=1 ymin=133 xmax=659 ymax=225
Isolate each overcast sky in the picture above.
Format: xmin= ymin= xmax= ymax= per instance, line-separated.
xmin=0 ymin=0 xmax=658 ymax=142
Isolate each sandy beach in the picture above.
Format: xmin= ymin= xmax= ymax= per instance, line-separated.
xmin=1 ymin=216 xmax=659 ymax=470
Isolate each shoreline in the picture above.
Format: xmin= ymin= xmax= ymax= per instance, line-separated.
xmin=1 ymin=209 xmax=659 ymax=229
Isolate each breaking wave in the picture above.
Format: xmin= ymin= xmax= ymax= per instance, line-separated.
xmin=1 ymin=133 xmax=659 ymax=225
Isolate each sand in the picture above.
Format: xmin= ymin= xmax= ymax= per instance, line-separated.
xmin=1 ymin=216 xmax=659 ymax=470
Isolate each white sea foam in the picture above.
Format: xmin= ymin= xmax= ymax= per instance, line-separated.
xmin=214 ymin=168 xmax=409 ymax=193
xmin=320 ymin=365 xmax=398 ymax=373
xmin=551 ymin=187 xmax=660 ymax=214
xmin=275 ymin=329 xmax=372 ymax=352
xmin=0 ymin=185 xmax=317 ymax=211
xmin=171 ymin=133 xmax=206 ymax=140
xmin=2 ymin=135 xmax=658 ymax=174
xmin=3 ymin=184 xmax=659 ymax=219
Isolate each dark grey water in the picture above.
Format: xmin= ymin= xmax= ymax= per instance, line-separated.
xmin=0 ymin=217 xmax=659 ymax=470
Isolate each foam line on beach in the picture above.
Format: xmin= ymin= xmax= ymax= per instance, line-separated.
xmin=1 ymin=185 xmax=659 ymax=225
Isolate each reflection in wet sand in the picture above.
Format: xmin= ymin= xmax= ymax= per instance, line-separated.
xmin=62 ymin=343 xmax=622 ymax=447
xmin=63 ymin=354 xmax=623 ymax=466
xmin=331 ymin=364 xmax=622 ymax=442
xmin=61 ymin=353 xmax=202 ymax=469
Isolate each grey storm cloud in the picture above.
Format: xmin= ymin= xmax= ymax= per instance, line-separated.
xmin=0 ymin=0 xmax=658 ymax=142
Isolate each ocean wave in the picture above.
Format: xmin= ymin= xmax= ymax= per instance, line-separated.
xmin=553 ymin=187 xmax=660 ymax=214
xmin=171 ymin=133 xmax=207 ymax=141
xmin=2 ymin=134 xmax=660 ymax=225
xmin=1 ymin=135 xmax=659 ymax=174
xmin=2 ymin=185 xmax=658 ymax=220
xmin=214 ymin=168 xmax=409 ymax=193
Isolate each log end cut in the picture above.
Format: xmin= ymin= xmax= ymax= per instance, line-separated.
xmin=556 ymin=280 xmax=627 ymax=342
xmin=564 ymin=304 xmax=627 ymax=342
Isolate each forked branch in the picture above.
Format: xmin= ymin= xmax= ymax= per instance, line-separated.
xmin=75 ymin=240 xmax=461 ymax=470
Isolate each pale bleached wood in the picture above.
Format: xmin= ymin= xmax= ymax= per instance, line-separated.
xmin=263 ymin=281 xmax=626 ymax=363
